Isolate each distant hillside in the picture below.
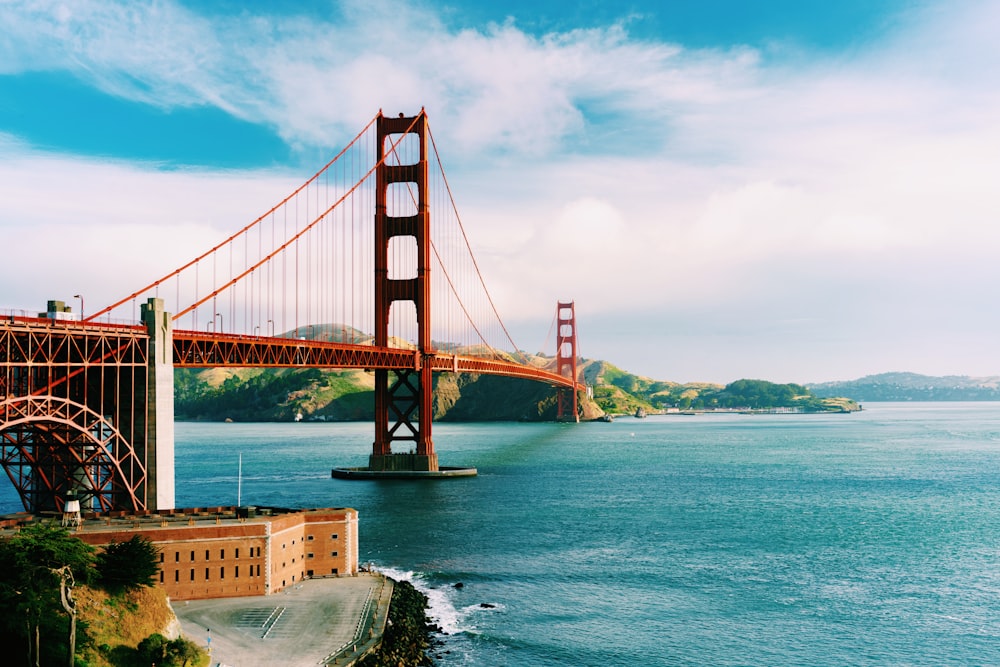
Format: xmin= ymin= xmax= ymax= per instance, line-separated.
xmin=175 ymin=363 xmax=606 ymax=423
xmin=175 ymin=349 xmax=856 ymax=422
xmin=809 ymin=372 xmax=1000 ymax=402
xmin=173 ymin=323 xmax=858 ymax=421
xmin=586 ymin=361 xmax=858 ymax=414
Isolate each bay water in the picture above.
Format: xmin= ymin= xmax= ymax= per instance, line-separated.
xmin=3 ymin=402 xmax=999 ymax=665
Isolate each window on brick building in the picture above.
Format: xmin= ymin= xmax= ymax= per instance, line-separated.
xmin=221 ymin=566 xmax=225 ymax=579
xmin=205 ymin=568 xmax=209 ymax=580
xmin=190 ymin=550 xmax=195 ymax=561
xmin=160 ymin=571 xmax=164 ymax=583
xmin=174 ymin=571 xmax=179 ymax=582
xmin=205 ymin=550 xmax=209 ymax=560
xmin=307 ymin=553 xmax=314 ymax=559
xmin=235 ymin=565 xmax=239 ymax=578
xmin=331 ymin=534 xmax=338 ymax=539
xmin=221 ymin=549 xmax=225 ymax=559
xmin=307 ymin=535 xmax=314 ymax=541
xmin=331 ymin=551 xmax=338 ymax=557
xmin=190 ymin=569 xmax=194 ymax=581
xmin=235 ymin=548 xmax=240 ymax=558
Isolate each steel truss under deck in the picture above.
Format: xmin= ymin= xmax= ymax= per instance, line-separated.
xmin=173 ymin=331 xmax=576 ymax=385
xmin=0 ymin=318 xmax=150 ymax=512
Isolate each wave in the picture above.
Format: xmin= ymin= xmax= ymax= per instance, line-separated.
xmin=374 ymin=565 xmax=472 ymax=636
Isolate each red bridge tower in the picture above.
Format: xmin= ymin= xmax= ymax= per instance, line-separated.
xmin=556 ymin=301 xmax=580 ymax=422
xmin=370 ymin=111 xmax=438 ymax=472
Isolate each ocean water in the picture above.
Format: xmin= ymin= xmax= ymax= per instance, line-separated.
xmin=3 ymin=402 xmax=999 ymax=665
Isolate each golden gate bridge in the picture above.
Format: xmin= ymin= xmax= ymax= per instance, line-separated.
xmin=0 ymin=110 xmax=584 ymax=514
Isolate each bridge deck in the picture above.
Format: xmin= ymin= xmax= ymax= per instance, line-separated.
xmin=172 ymin=330 xmax=583 ymax=389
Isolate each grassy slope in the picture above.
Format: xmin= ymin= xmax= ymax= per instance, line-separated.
xmin=76 ymin=585 xmax=208 ymax=666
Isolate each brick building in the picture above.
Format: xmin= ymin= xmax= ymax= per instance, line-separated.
xmin=4 ymin=506 xmax=359 ymax=601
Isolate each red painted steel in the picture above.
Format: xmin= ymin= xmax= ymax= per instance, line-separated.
xmin=1 ymin=316 xmax=150 ymax=512
xmin=1 ymin=317 xmax=581 ymax=512
xmin=1 ymin=110 xmax=590 ymax=510
xmin=556 ymin=301 xmax=580 ymax=422
xmin=172 ymin=330 xmax=576 ymax=386
xmin=373 ymin=111 xmax=436 ymax=463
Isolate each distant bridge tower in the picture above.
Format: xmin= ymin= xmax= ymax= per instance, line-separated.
xmin=556 ymin=301 xmax=579 ymax=422
xmin=370 ymin=110 xmax=438 ymax=472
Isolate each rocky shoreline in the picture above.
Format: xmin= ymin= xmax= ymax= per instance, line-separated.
xmin=358 ymin=578 xmax=440 ymax=667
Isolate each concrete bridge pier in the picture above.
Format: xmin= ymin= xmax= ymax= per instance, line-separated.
xmin=142 ymin=297 xmax=175 ymax=511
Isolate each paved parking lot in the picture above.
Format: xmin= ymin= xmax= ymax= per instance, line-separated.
xmin=173 ymin=573 xmax=390 ymax=667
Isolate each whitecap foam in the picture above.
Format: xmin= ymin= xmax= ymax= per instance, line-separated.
xmin=374 ymin=565 xmax=471 ymax=635
xmin=462 ymin=602 xmax=506 ymax=614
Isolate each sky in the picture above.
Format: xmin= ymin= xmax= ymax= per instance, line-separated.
xmin=1 ymin=0 xmax=999 ymax=384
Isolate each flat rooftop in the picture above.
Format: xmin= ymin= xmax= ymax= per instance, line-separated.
xmin=0 ymin=505 xmax=352 ymax=536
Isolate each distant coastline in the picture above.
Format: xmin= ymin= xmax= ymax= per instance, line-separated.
xmin=808 ymin=372 xmax=1000 ymax=402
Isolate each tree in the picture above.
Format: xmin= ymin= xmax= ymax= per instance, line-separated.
xmin=0 ymin=522 xmax=95 ymax=666
xmin=96 ymin=535 xmax=161 ymax=593
xmin=138 ymin=634 xmax=203 ymax=667
xmin=166 ymin=636 xmax=203 ymax=666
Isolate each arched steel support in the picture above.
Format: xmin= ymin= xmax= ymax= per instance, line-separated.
xmin=0 ymin=396 xmax=145 ymax=512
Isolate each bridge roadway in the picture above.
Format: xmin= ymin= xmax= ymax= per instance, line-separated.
xmin=0 ymin=315 xmax=579 ymax=389
xmin=173 ymin=329 xmax=583 ymax=388
xmin=173 ymin=573 xmax=393 ymax=667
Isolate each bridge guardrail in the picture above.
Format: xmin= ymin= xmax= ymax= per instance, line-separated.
xmin=2 ymin=310 xmax=142 ymax=330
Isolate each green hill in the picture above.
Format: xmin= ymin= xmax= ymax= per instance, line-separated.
xmin=584 ymin=362 xmax=858 ymax=415
xmin=175 ymin=352 xmax=856 ymax=421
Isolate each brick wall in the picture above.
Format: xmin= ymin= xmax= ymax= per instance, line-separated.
xmin=75 ymin=507 xmax=358 ymax=600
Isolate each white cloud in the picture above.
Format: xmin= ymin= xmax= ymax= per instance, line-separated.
xmin=2 ymin=0 xmax=1000 ymax=379
xmin=0 ymin=140 xmax=300 ymax=311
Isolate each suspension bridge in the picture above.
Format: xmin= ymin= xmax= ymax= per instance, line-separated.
xmin=0 ymin=110 xmax=585 ymax=514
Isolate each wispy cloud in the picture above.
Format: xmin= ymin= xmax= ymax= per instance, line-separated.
xmin=2 ymin=0 xmax=999 ymax=380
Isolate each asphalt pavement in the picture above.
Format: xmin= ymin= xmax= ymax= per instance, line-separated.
xmin=172 ymin=573 xmax=391 ymax=667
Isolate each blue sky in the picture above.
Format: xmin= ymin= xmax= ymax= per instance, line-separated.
xmin=1 ymin=0 xmax=998 ymax=384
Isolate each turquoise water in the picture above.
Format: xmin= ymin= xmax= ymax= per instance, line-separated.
xmin=3 ymin=403 xmax=999 ymax=665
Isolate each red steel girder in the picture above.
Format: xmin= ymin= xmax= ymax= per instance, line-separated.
xmin=2 ymin=318 xmax=150 ymax=513
xmin=173 ymin=331 xmax=422 ymax=369
xmin=174 ymin=331 xmax=581 ymax=390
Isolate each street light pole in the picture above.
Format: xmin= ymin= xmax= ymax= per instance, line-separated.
xmin=73 ymin=294 xmax=84 ymax=321
xmin=215 ymin=312 xmax=223 ymax=334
